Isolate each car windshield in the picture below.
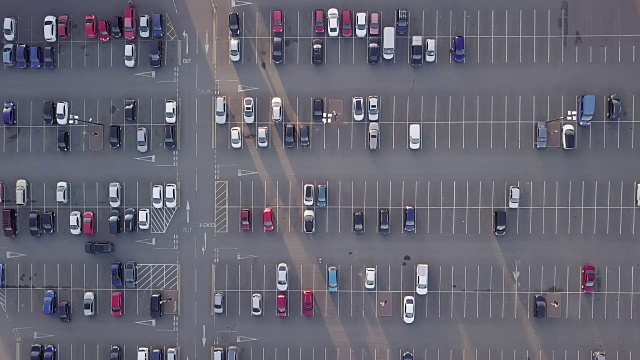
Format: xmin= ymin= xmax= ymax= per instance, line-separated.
xmin=456 ymin=48 xmax=464 ymax=55
xmin=586 ymin=270 xmax=595 ymax=285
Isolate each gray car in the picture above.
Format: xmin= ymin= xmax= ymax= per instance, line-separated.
xmin=214 ymin=292 xmax=224 ymax=314
xmin=124 ymin=261 xmax=137 ymax=288
xmin=368 ymin=122 xmax=379 ymax=150
xmin=136 ymin=127 xmax=148 ymax=152
xmin=536 ymin=122 xmax=547 ymax=149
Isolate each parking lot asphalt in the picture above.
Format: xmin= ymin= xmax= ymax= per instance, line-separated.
xmin=2 ymin=0 xmax=640 ymax=359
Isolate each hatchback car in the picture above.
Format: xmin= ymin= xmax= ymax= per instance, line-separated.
xmin=240 ymin=208 xmax=251 ymax=231
xmin=149 ymin=39 xmax=163 ymax=68
xmin=355 ymin=12 xmax=367 ymax=37
xmin=124 ymin=6 xmax=137 ymax=40
xmin=44 ymin=290 xmax=56 ymax=314
xmin=303 ymin=184 xmax=314 ymax=206
xmin=312 ymin=38 xmax=323 ymax=64
xmin=251 ymin=293 xmax=262 ymax=316
xmin=111 ymin=261 xmax=123 ymax=287
xmin=493 ymin=209 xmax=506 ymax=236
xmin=272 ymin=10 xmax=284 ymax=33
xmin=56 ymin=101 xmax=68 ymax=125
xmin=327 ymin=8 xmax=339 ymax=37
xmin=317 ymin=185 xmax=327 ymax=207
xmin=272 ymin=37 xmax=283 ymax=63
xmin=57 ymin=15 xmax=70 ymax=38
xmin=165 ymin=183 xmax=178 ymax=208
xmin=152 ymin=185 xmax=163 ymax=208
xmin=3 ymin=17 xmax=16 ymax=41
xmin=137 ymin=127 xmax=148 ymax=152
xmin=43 ymin=46 xmax=55 ymax=69
xmin=111 ymin=292 xmax=123 ymax=316
xmin=314 ymin=9 xmax=324 ymax=33
xmin=69 ymin=211 xmax=82 ymax=235
xmin=284 ymin=124 xmax=296 ymax=148
xmin=582 ymin=265 xmax=596 ymax=293
xmin=109 ymin=182 xmax=121 ymax=207
xmin=368 ymin=122 xmax=379 ymax=150
xmin=243 ymin=97 xmax=254 ymax=123
xmin=164 ymin=125 xmax=176 ymax=149
xmin=272 ymin=97 xmax=283 ymax=122
xmin=276 ymin=294 xmax=287 ymax=317
xmin=98 ymin=19 xmax=110 ymax=41
xmin=368 ymin=37 xmax=380 ymax=64
xmin=230 ymin=126 xmax=242 ymax=149
xmin=403 ymin=296 xmax=415 ymax=323
xmin=607 ymin=94 xmax=622 ymax=120
xmin=425 ymin=38 xmax=436 ymax=62
xmin=229 ymin=13 xmax=240 ymax=36
xmin=452 ymin=36 xmax=465 ymax=62
xmin=262 ymin=207 xmax=275 ymax=231
xmin=353 ymin=211 xmax=364 ymax=233
xmin=327 ymin=266 xmax=338 ymax=292
xmin=403 ymin=206 xmax=415 ymax=232
xmin=508 ymin=186 xmax=520 ymax=209
xmin=303 ymin=210 xmax=315 ymax=233
xmin=352 ymin=97 xmax=364 ymax=121
xmin=44 ymin=16 xmax=57 ymax=42
xmin=378 ymin=208 xmax=390 ymax=234
xmin=85 ymin=15 xmax=97 ymax=38
xmin=277 ymin=263 xmax=289 ymax=291
xmin=300 ymin=126 xmax=310 ymax=146
xmin=124 ymin=261 xmax=137 ymax=288
xmin=302 ymin=290 xmax=314 ymax=316
xmin=341 ymin=10 xmax=352 ymax=37
xmin=369 ymin=12 xmax=380 ymax=36
xmin=533 ymin=294 xmax=546 ymax=318
xmin=536 ymin=122 xmax=548 ymax=148
xmin=16 ymin=43 xmax=29 ymax=69
xmin=213 ymin=292 xmax=224 ymax=314
xmin=124 ymin=43 xmax=136 ymax=67
xmin=139 ymin=14 xmax=150 ymax=38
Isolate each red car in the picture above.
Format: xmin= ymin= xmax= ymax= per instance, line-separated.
xmin=111 ymin=292 xmax=123 ymax=316
xmin=83 ymin=211 xmax=95 ymax=235
xmin=124 ymin=6 xmax=137 ymax=40
xmin=302 ymin=290 xmax=314 ymax=316
xmin=58 ymin=15 xmax=70 ymax=38
xmin=240 ymin=208 xmax=251 ymax=231
xmin=581 ymin=265 xmax=596 ymax=293
xmin=369 ymin=12 xmax=380 ymax=36
xmin=262 ymin=207 xmax=274 ymax=231
xmin=276 ymin=294 xmax=287 ymax=317
xmin=314 ymin=9 xmax=324 ymax=33
xmin=341 ymin=10 xmax=352 ymax=37
xmin=98 ymin=19 xmax=111 ymax=41
xmin=272 ymin=10 xmax=284 ymax=33
xmin=85 ymin=15 xmax=97 ymax=38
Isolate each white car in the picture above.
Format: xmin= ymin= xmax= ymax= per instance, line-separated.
xmin=165 ymin=183 xmax=177 ymax=208
xmin=251 ymin=293 xmax=262 ymax=316
xmin=230 ymin=127 xmax=242 ymax=149
xmin=43 ymin=16 xmax=57 ymax=42
xmin=368 ymin=96 xmax=379 ymax=121
xmin=364 ymin=267 xmax=376 ymax=289
xmin=276 ymin=263 xmax=289 ymax=291
xmin=229 ymin=38 xmax=240 ymax=62
xmin=70 ymin=211 xmax=82 ymax=235
xmin=152 ymin=185 xmax=164 ymax=209
xmin=303 ymin=184 xmax=314 ymax=206
xmin=355 ymin=12 xmax=367 ymax=37
xmin=425 ymin=38 xmax=436 ymax=62
xmin=165 ymin=100 xmax=177 ymax=123
xmin=124 ymin=43 xmax=136 ymax=68
xmin=271 ymin=97 xmax=283 ymax=122
xmin=257 ymin=127 xmax=268 ymax=148
xmin=83 ymin=291 xmax=95 ymax=316
xmin=352 ymin=97 xmax=364 ymax=121
xmin=3 ymin=17 xmax=16 ymax=42
xmin=508 ymin=186 xmax=520 ymax=209
xmin=109 ymin=182 xmax=121 ymax=207
xmin=327 ymin=8 xmax=339 ymax=37
xmin=562 ymin=124 xmax=575 ymax=150
xmin=409 ymin=124 xmax=421 ymax=150
xmin=243 ymin=97 xmax=255 ymax=123
xmin=637 ymin=184 xmax=640 ymax=207
xmin=403 ymin=296 xmax=415 ymax=324
xmin=56 ymin=181 xmax=69 ymax=204
xmin=139 ymin=15 xmax=151 ymax=38
xmin=214 ymin=96 xmax=227 ymax=124
xmin=138 ymin=208 xmax=150 ymax=230
xmin=56 ymin=101 xmax=69 ymax=125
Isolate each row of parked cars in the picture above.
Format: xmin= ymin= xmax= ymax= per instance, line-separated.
xmin=35 ymin=345 xmax=179 ymax=360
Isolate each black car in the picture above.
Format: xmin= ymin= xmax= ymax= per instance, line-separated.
xmin=607 ymin=94 xmax=622 ymax=120
xmin=312 ymin=38 xmax=323 ymax=64
xmin=533 ymin=294 xmax=546 ymax=318
xmin=313 ymin=98 xmax=324 ymax=122
xmin=396 ymin=9 xmax=408 ymax=34
xmin=150 ymin=293 xmax=163 ymax=318
xmin=299 ymin=125 xmax=310 ymax=146
xmin=272 ymin=37 xmax=283 ymax=64
xmin=111 ymin=16 xmax=123 ymax=37
xmin=353 ymin=211 xmax=364 ymax=234
xmin=2 ymin=44 xmax=15 ymax=66
xmin=16 ymin=43 xmax=29 ymax=69
xmin=284 ymin=124 xmax=296 ymax=148
xmin=43 ymin=101 xmax=55 ymax=125
xmin=411 ymin=39 xmax=423 ymax=67
xmin=85 ymin=241 xmax=114 ymax=254
xmin=109 ymin=209 xmax=121 ymax=234
xmin=124 ymin=99 xmax=136 ymax=122
xmin=124 ymin=208 xmax=136 ymax=232
xmin=368 ymin=37 xmax=380 ymax=64
xmin=43 ymin=46 xmax=55 ymax=69
xmin=109 ymin=125 xmax=121 ymax=148
xmin=57 ymin=131 xmax=69 ymax=151
xmin=378 ymin=208 xmax=390 ymax=234
xmin=31 ymin=344 xmax=43 ymax=360
xmin=124 ymin=260 xmax=137 ymax=288
xmin=110 ymin=345 xmax=122 ymax=360
xmin=403 ymin=206 xmax=415 ymax=232
xmin=29 ymin=210 xmax=41 ymax=236
xmin=402 ymin=351 xmax=413 ymax=360
xmin=58 ymin=301 xmax=70 ymax=322
xmin=229 ymin=13 xmax=240 ymax=36
xmin=493 ymin=209 xmax=506 ymax=236
xmin=30 ymin=46 xmax=42 ymax=69
xmin=164 ymin=125 xmax=176 ymax=149
xmin=42 ymin=211 xmax=55 ymax=234
xmin=149 ymin=39 xmax=163 ymax=68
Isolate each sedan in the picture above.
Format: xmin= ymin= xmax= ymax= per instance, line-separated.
xmin=98 ymin=19 xmax=110 ymax=41
xmin=44 ymin=16 xmax=57 ymax=42
xmin=240 ymin=208 xmax=251 ymax=231
xmin=69 ymin=211 xmax=81 ymax=235
xmin=276 ymin=294 xmax=287 ymax=317
xmin=303 ymin=210 xmax=315 ymax=233
xmin=369 ymin=12 xmax=380 ymax=36
xmin=353 ymin=211 xmax=364 ymax=233
xmin=314 ymin=9 xmax=324 ymax=33
xmin=43 ymin=290 xmax=56 ymax=314
xmin=607 ymin=94 xmax=622 ymax=120
xmin=152 ymin=185 xmax=163 ymax=208
xmin=243 ymin=97 xmax=254 ymax=123
xmin=139 ymin=208 xmax=150 ymax=230
xmin=124 ymin=43 xmax=136 ymax=67
xmin=165 ymin=184 xmax=177 ymax=208
xmin=57 ymin=15 xmax=70 ymax=38
xmin=230 ymin=127 xmax=242 ymax=149
xmin=272 ymin=37 xmax=283 ymax=64
xmin=124 ymin=6 xmax=136 ymax=40
xmin=352 ymin=97 xmax=364 ymax=121
xmin=272 ymin=10 xmax=284 ymax=33
xmin=83 ymin=291 xmax=95 ymax=316
xmin=312 ymin=39 xmax=323 ymax=64
xmin=582 ymin=265 xmax=596 ymax=293
xmin=3 ymin=17 xmax=16 ymax=42
xmin=85 ymin=15 xmax=97 ymax=38
xmin=403 ymin=296 xmax=415 ymax=323
xmin=111 ymin=292 xmax=123 ymax=316
xmin=341 ymin=10 xmax=352 ymax=37
xmin=16 ymin=43 xmax=29 ymax=69
xmin=355 ymin=12 xmax=366 ymax=37
xmin=83 ymin=211 xmax=94 ymax=235
xmin=262 ymin=207 xmax=275 ymax=231
xmin=229 ymin=38 xmax=240 ymax=62
xmin=327 ymin=8 xmax=339 ymax=37
xmin=364 ymin=267 xmax=376 ymax=289
xmin=276 ymin=263 xmax=289 ymax=291
xmin=302 ymin=290 xmax=314 ymax=316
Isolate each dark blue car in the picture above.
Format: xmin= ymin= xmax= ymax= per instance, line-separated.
xmin=43 ymin=46 xmax=55 ymax=69
xmin=152 ymin=13 xmax=164 ymax=38
xmin=44 ymin=344 xmax=56 ymax=360
xmin=3 ymin=102 xmax=15 ymax=126
xmin=30 ymin=46 xmax=43 ymax=68
xmin=111 ymin=261 xmax=123 ymax=287
xmin=43 ymin=290 xmax=56 ymax=314
xmin=16 ymin=43 xmax=29 ymax=69
xmin=0 ymin=263 xmax=5 ymax=288
xmin=452 ymin=36 xmax=465 ymax=62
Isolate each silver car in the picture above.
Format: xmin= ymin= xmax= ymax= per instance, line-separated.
xmin=367 ymin=95 xmax=379 ymax=121
xmin=251 ymin=293 xmax=262 ymax=316
xmin=214 ymin=96 xmax=227 ymax=124
xmin=124 ymin=43 xmax=136 ymax=68
xmin=243 ymin=97 xmax=254 ymax=123
xmin=368 ymin=122 xmax=379 ymax=150
xmin=213 ymin=292 xmax=224 ymax=314
xmin=229 ymin=38 xmax=240 ymax=62
xmin=257 ymin=127 xmax=268 ymax=147
xmin=136 ymin=127 xmax=148 ymax=153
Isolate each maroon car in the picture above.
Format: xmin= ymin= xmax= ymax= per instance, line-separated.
xmin=369 ymin=12 xmax=380 ymax=36
xmin=85 ymin=15 xmax=97 ymax=38
xmin=581 ymin=265 xmax=596 ymax=293
xmin=341 ymin=10 xmax=352 ymax=37
xmin=98 ymin=19 xmax=111 ymax=41
xmin=240 ymin=208 xmax=251 ymax=231
xmin=124 ymin=6 xmax=137 ymax=40
xmin=58 ymin=15 xmax=70 ymax=38
xmin=272 ymin=10 xmax=284 ymax=33
xmin=314 ymin=9 xmax=324 ymax=33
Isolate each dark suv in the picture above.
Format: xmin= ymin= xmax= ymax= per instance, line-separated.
xmin=396 ymin=9 xmax=408 ymax=34
xmin=43 ymin=101 xmax=55 ymax=125
xmin=164 ymin=125 xmax=176 ymax=149
xmin=29 ymin=210 xmax=42 ymax=236
xmin=353 ymin=211 xmax=364 ymax=234
xmin=111 ymin=16 xmax=124 ymax=38
xmin=379 ymin=208 xmax=390 ymax=234
xmin=109 ymin=125 xmax=121 ymax=148
xmin=124 ymin=99 xmax=136 ymax=122
xmin=149 ymin=39 xmax=163 ymax=68
xmin=150 ymin=293 xmax=163 ymax=318
xmin=284 ymin=124 xmax=296 ymax=148
xmin=493 ymin=209 xmax=506 ymax=236
xmin=313 ymin=98 xmax=324 ymax=122
xmin=2 ymin=209 xmax=17 ymax=237
xmin=403 ymin=206 xmax=415 ymax=232
xmin=229 ymin=13 xmax=240 ymax=36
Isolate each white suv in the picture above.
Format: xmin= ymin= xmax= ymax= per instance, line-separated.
xmin=165 ymin=100 xmax=177 ymax=123
xmin=56 ymin=101 xmax=68 ymax=125
xmin=165 ymin=183 xmax=177 ymax=208
xmin=152 ymin=185 xmax=163 ymax=208
xmin=271 ymin=97 xmax=283 ymax=122
xmin=364 ymin=267 xmax=376 ymax=289
xmin=214 ymin=96 xmax=227 ymax=124
xmin=108 ymin=182 xmax=121 ymax=207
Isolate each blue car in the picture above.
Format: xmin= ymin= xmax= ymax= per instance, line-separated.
xmin=0 ymin=263 xmax=4 ymax=288
xmin=111 ymin=261 xmax=123 ymax=287
xmin=44 ymin=344 xmax=56 ymax=360
xmin=327 ymin=266 xmax=338 ymax=292
xmin=452 ymin=36 xmax=465 ymax=62
xmin=3 ymin=102 xmax=16 ymax=126
xmin=16 ymin=44 xmax=29 ymax=69
xmin=43 ymin=290 xmax=56 ymax=315
xmin=30 ymin=46 xmax=43 ymax=69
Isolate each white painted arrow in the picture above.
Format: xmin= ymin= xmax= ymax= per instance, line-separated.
xmin=202 ymin=325 xmax=206 ymax=346
xmin=236 ymin=335 xmax=257 ymax=342
xmin=237 ymin=84 xmax=260 ymax=92
xmin=237 ymin=253 xmax=258 ymax=260
xmin=186 ymin=201 xmax=190 ymax=223
xmin=231 ymin=0 xmax=253 ymax=6
xmin=135 ymin=319 xmax=156 ymax=326
xmin=135 ymin=155 xmax=156 ymax=162
xmin=135 ymin=238 xmax=156 ymax=245
xmin=6 ymin=251 xmax=26 ymax=259
xmin=134 ymin=71 xmax=156 ymax=78
xmin=183 ymin=31 xmax=189 ymax=54
xmin=205 ymin=31 xmax=210 ymax=54
xmin=202 ymin=233 xmax=207 ymax=255
xmin=34 ymin=332 xmax=54 ymax=339
xmin=237 ymin=169 xmax=258 ymax=177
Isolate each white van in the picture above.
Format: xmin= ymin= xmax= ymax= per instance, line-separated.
xmin=416 ymin=264 xmax=429 ymax=295
xmin=138 ymin=347 xmax=150 ymax=360
xmin=382 ymin=27 xmax=395 ymax=60
xmin=408 ymin=124 xmax=420 ymax=149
